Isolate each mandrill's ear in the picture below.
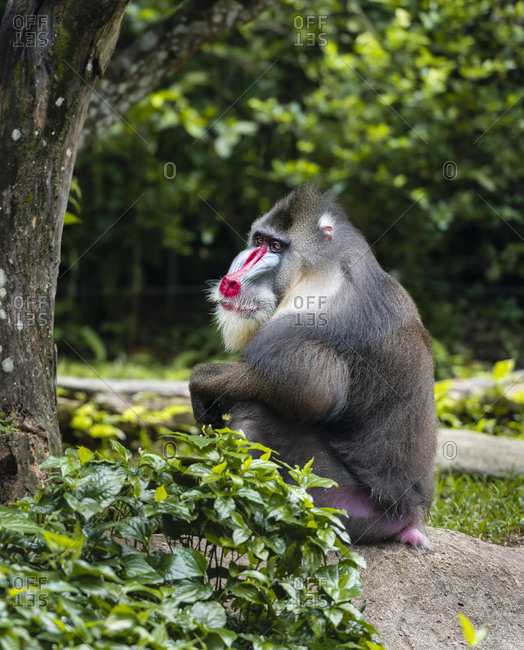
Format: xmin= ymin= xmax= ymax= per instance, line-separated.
xmin=318 ymin=213 xmax=334 ymax=241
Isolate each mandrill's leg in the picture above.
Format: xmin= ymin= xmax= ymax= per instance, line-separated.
xmin=306 ymin=484 xmax=430 ymax=547
xmin=227 ymin=402 xmax=430 ymax=548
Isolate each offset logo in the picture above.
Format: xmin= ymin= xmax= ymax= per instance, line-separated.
xmin=13 ymin=15 xmax=50 ymax=48
xmin=294 ymin=15 xmax=328 ymax=47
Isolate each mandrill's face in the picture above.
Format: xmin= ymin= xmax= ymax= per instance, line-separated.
xmin=209 ymin=196 xmax=338 ymax=352
xmin=209 ymin=237 xmax=282 ymax=351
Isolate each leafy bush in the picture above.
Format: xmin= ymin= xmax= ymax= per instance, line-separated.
xmin=0 ymin=430 xmax=385 ymax=649
xmin=436 ymin=359 xmax=524 ymax=438
xmin=58 ymin=390 xmax=196 ymax=453
xmin=432 ymin=339 xmax=483 ymax=381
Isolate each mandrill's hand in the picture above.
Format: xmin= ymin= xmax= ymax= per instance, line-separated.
xmin=190 ymin=393 xmax=225 ymax=429
xmin=189 ymin=363 xmax=227 ymax=429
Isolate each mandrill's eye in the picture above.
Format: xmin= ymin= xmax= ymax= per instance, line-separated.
xmin=269 ymin=240 xmax=282 ymax=253
xmin=254 ymin=235 xmax=264 ymax=247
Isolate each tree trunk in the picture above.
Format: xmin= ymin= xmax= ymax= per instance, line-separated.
xmin=0 ymin=0 xmax=130 ymax=502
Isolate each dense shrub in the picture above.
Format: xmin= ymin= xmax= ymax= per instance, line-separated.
xmin=0 ymin=430 xmax=385 ymax=649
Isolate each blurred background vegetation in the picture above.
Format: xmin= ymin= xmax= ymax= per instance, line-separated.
xmin=56 ymin=0 xmax=524 ymax=375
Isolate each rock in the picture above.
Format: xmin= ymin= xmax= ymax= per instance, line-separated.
xmin=437 ymin=428 xmax=524 ymax=477
xmin=443 ymin=370 xmax=524 ymax=398
xmin=355 ymin=528 xmax=524 ymax=650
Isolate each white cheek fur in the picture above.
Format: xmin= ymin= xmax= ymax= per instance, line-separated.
xmin=215 ymin=307 xmax=266 ymax=352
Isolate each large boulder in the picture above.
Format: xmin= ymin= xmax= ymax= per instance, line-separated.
xmin=355 ymin=528 xmax=524 ymax=649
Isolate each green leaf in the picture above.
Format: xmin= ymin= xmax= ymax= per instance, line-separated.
xmin=64 ymin=211 xmax=82 ymax=225
xmin=155 ymin=485 xmax=168 ymax=502
xmin=234 ymin=569 xmax=269 ymax=585
xmin=236 ymin=488 xmax=265 ymax=504
xmin=70 ymin=559 xmax=122 ymax=582
xmin=154 ymin=547 xmax=208 ymax=580
xmin=77 ymin=446 xmax=93 ymax=463
xmin=40 ymin=454 xmax=79 ymax=476
xmin=228 ymin=582 xmax=266 ymax=605
xmin=103 ymin=604 xmax=137 ymax=634
xmin=63 ymin=493 xmax=105 ymax=521
xmin=189 ymin=601 xmax=227 ymax=629
xmin=115 ymin=517 xmax=155 ymax=544
xmin=232 ymin=526 xmax=251 ymax=546
xmin=0 ymin=507 xmax=42 ymax=535
xmin=75 ymin=465 xmax=128 ymax=506
xmin=169 ymin=581 xmax=214 ymax=606
xmin=493 ymin=359 xmax=515 ymax=381
xmin=212 ymin=460 xmax=228 ymax=474
xmin=325 ymin=607 xmax=344 ymax=627
xmin=110 ymin=439 xmax=132 ymax=461
xmin=212 ymin=628 xmax=237 ymax=647
xmin=184 ymin=434 xmax=217 ymax=450
xmin=214 ymin=497 xmax=234 ymax=521
xmin=121 ymin=548 xmax=162 ymax=583
xmin=138 ymin=450 xmax=169 ymax=471
xmin=43 ymin=530 xmax=84 ymax=558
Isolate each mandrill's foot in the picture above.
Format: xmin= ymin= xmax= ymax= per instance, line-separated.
xmin=394 ymin=524 xmax=431 ymax=549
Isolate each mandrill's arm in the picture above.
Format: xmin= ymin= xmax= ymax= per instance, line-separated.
xmin=189 ymin=339 xmax=348 ymax=428
xmin=190 ymin=361 xmax=256 ymax=427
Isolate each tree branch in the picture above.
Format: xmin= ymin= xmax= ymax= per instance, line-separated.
xmin=79 ymin=0 xmax=278 ymax=150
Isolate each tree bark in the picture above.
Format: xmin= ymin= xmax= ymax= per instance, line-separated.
xmin=0 ymin=0 xmax=131 ymax=502
xmin=79 ymin=0 xmax=278 ymax=150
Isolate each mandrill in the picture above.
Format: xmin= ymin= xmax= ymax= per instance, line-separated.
xmin=190 ymin=186 xmax=437 ymax=547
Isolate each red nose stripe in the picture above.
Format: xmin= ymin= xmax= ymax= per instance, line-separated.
xmin=219 ymin=244 xmax=267 ymax=297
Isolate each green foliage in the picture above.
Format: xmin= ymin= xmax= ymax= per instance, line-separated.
xmin=69 ymin=401 xmax=128 ymax=442
xmin=0 ymin=431 xmax=385 ymax=649
xmin=55 ymin=360 xmax=524 ymax=548
xmin=58 ymin=390 xmax=196 ymax=453
xmin=435 ymin=359 xmax=524 ymax=438
xmin=432 ymin=339 xmax=484 ymax=381
xmin=429 ymin=472 xmax=524 ymax=545
xmin=64 ymin=176 xmax=83 ymax=226
xmin=0 ymin=413 xmax=17 ymax=435
xmin=60 ymin=0 xmax=524 ymax=361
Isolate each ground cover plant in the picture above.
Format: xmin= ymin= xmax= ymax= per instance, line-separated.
xmin=435 ymin=360 xmax=524 ymax=439
xmin=0 ymin=430 xmax=385 ymax=650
